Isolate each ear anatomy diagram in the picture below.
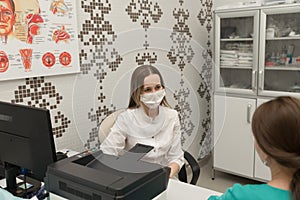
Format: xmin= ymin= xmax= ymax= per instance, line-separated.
xmin=19 ymin=49 xmax=33 ymax=71
xmin=0 ymin=51 xmax=9 ymax=73
xmin=52 ymin=26 xmax=70 ymax=43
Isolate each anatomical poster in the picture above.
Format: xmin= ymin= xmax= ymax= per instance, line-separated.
xmin=0 ymin=0 xmax=80 ymax=81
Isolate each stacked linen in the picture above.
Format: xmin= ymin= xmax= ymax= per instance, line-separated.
xmin=220 ymin=50 xmax=238 ymax=67
xmin=238 ymin=52 xmax=253 ymax=68
xmin=237 ymin=43 xmax=253 ymax=52
xmin=237 ymin=43 xmax=253 ymax=68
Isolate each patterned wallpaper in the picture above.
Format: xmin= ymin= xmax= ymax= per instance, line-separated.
xmin=0 ymin=0 xmax=213 ymax=159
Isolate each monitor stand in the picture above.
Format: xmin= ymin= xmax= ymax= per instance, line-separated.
xmin=5 ymin=164 xmax=41 ymax=198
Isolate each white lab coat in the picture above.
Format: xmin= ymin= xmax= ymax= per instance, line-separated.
xmin=100 ymin=106 xmax=184 ymax=168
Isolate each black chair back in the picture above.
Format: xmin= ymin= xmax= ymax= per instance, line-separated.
xmin=178 ymin=151 xmax=200 ymax=185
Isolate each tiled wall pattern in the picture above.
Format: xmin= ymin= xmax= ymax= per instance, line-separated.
xmin=168 ymin=0 xmax=196 ymax=148
xmin=11 ymin=77 xmax=71 ymax=138
xmin=0 ymin=0 xmax=213 ymax=159
xmin=168 ymin=0 xmax=194 ymax=71
xmin=126 ymin=0 xmax=162 ymax=65
xmin=198 ymin=0 xmax=213 ymax=56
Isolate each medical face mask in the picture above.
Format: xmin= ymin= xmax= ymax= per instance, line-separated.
xmin=140 ymin=89 xmax=166 ymax=109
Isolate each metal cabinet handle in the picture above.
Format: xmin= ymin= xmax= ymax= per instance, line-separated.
xmin=258 ymin=71 xmax=264 ymax=90
xmin=247 ymin=104 xmax=252 ymax=123
xmin=252 ymin=70 xmax=257 ymax=91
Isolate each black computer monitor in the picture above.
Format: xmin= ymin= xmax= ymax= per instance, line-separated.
xmin=0 ymin=101 xmax=57 ymax=196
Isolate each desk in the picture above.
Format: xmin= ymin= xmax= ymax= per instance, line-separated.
xmin=1 ymin=177 xmax=222 ymax=200
xmin=153 ymin=179 xmax=222 ymax=200
xmin=48 ymin=179 xmax=221 ymax=200
xmin=0 ymin=149 xmax=222 ymax=200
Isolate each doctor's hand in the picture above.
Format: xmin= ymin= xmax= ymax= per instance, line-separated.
xmin=168 ymin=162 xmax=180 ymax=178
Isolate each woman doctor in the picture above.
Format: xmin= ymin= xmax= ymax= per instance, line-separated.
xmin=100 ymin=65 xmax=184 ymax=178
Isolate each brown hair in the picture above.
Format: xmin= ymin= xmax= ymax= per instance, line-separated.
xmin=252 ymin=96 xmax=300 ymax=200
xmin=128 ymin=65 xmax=170 ymax=108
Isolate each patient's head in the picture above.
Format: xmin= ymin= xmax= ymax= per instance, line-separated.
xmin=252 ymin=96 xmax=300 ymax=200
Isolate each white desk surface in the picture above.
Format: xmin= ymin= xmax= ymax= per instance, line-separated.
xmin=47 ymin=179 xmax=222 ymax=200
xmin=153 ymin=179 xmax=222 ymax=200
xmin=1 ymin=177 xmax=222 ymax=200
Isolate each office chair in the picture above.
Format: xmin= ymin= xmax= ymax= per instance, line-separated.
xmin=98 ymin=109 xmax=200 ymax=185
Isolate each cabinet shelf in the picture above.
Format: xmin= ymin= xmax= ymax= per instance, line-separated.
xmin=264 ymin=65 xmax=300 ymax=71
xmin=221 ymin=66 xmax=252 ymax=69
xmin=220 ymin=38 xmax=253 ymax=42
xmin=266 ymin=36 xmax=300 ymax=41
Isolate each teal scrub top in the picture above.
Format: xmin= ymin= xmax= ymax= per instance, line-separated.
xmin=208 ymin=183 xmax=291 ymax=200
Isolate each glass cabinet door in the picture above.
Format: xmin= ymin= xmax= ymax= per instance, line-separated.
xmin=215 ymin=10 xmax=259 ymax=95
xmin=259 ymin=6 xmax=300 ymax=95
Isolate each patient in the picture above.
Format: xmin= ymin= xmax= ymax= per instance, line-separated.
xmin=209 ymin=96 xmax=300 ymax=200
xmin=100 ymin=65 xmax=184 ymax=178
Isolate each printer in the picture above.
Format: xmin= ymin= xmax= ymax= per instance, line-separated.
xmin=45 ymin=144 xmax=170 ymax=200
